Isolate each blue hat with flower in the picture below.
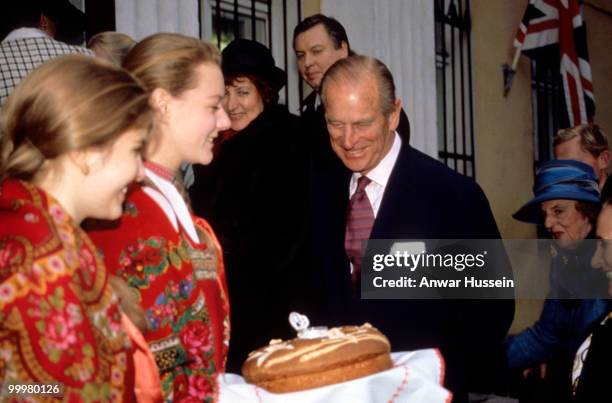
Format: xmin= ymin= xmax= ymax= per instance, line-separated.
xmin=513 ymin=159 xmax=601 ymax=224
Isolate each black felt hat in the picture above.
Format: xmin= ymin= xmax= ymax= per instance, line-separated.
xmin=221 ymin=39 xmax=286 ymax=92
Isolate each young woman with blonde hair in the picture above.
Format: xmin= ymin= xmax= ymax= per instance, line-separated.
xmin=88 ymin=33 xmax=231 ymax=402
xmin=88 ymin=31 xmax=136 ymax=66
xmin=0 ymin=55 xmax=160 ymax=401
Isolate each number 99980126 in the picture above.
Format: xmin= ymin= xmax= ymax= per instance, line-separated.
xmin=0 ymin=382 xmax=63 ymax=397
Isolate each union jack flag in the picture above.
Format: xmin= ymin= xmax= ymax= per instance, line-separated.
xmin=514 ymin=0 xmax=595 ymax=127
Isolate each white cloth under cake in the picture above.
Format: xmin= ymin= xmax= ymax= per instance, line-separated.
xmin=218 ymin=349 xmax=451 ymax=403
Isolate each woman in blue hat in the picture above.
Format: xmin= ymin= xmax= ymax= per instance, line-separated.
xmin=506 ymin=159 xmax=609 ymax=401
xmin=189 ymin=39 xmax=311 ymax=373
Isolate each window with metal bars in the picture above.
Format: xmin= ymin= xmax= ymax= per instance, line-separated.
xmin=204 ymin=0 xmax=302 ymax=112
xmin=434 ymin=0 xmax=475 ymax=178
xmin=530 ymin=58 xmax=567 ymax=164
xmin=210 ymin=0 xmax=271 ymax=49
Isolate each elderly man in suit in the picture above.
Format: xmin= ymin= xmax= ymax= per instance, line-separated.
xmin=310 ymin=54 xmax=514 ymax=402
xmin=293 ymin=14 xmax=410 ymax=165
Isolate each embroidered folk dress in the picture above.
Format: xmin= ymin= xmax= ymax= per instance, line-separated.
xmin=0 ymin=179 xmax=136 ymax=402
xmin=88 ymin=165 xmax=230 ymax=403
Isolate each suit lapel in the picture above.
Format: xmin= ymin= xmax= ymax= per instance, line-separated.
xmin=370 ymin=142 xmax=416 ymax=239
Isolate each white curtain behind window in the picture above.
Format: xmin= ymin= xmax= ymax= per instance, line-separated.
xmin=321 ymin=0 xmax=438 ymax=157
xmin=115 ymin=0 xmax=199 ymax=41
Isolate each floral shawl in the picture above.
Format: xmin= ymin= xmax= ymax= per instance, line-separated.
xmin=88 ymin=172 xmax=230 ymax=403
xmin=0 ymin=179 xmax=135 ymax=402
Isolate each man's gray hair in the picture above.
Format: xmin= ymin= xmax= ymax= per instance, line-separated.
xmin=320 ymin=54 xmax=397 ymax=117
xmin=554 ymin=124 xmax=609 ymax=157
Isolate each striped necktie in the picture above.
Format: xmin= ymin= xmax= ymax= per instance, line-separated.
xmin=345 ymin=176 xmax=374 ymax=287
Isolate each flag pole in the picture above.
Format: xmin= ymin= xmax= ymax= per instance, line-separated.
xmin=503 ymin=46 xmax=522 ymax=97
xmin=510 ymin=45 xmax=521 ymax=71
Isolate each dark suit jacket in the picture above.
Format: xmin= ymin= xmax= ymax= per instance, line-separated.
xmin=572 ymin=311 xmax=611 ymax=403
xmin=308 ymin=140 xmax=515 ymax=403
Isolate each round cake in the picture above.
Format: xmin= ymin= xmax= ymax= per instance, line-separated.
xmin=242 ymin=323 xmax=393 ymax=393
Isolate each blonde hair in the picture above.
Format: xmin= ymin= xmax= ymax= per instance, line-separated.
xmin=109 ymin=275 xmax=149 ymax=334
xmin=88 ymin=31 xmax=136 ymax=66
xmin=0 ymin=55 xmax=152 ymax=182
xmin=123 ymin=33 xmax=221 ymax=96
xmin=554 ymin=124 xmax=609 ymax=157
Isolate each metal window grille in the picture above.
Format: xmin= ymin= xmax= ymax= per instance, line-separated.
xmin=210 ymin=0 xmax=271 ymax=48
xmin=205 ymin=0 xmax=302 ymax=111
xmin=531 ymin=58 xmax=566 ymax=164
xmin=434 ymin=0 xmax=475 ymax=178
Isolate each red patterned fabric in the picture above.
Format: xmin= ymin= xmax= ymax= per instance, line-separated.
xmin=345 ymin=176 xmax=374 ymax=286
xmin=0 ymin=179 xmax=136 ymax=402
xmin=88 ymin=178 xmax=230 ymax=403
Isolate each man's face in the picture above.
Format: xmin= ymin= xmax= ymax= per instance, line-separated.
xmin=591 ymin=204 xmax=612 ymax=295
xmin=323 ymin=77 xmax=400 ymax=175
xmin=554 ymin=136 xmax=610 ymax=186
xmin=294 ymin=24 xmax=348 ymax=91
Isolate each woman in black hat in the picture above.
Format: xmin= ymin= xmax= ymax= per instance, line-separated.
xmin=219 ymin=39 xmax=287 ymax=138
xmin=190 ymin=39 xmax=312 ymax=373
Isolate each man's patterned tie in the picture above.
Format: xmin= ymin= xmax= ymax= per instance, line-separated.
xmin=345 ymin=176 xmax=374 ymax=287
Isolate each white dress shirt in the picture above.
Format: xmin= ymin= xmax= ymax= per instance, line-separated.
xmin=144 ymin=168 xmax=200 ymax=244
xmin=349 ymin=132 xmax=402 ymax=218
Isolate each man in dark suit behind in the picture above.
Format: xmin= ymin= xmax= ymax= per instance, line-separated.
xmin=292 ymin=14 xmax=410 ymax=166
xmin=309 ymin=54 xmax=514 ymax=402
